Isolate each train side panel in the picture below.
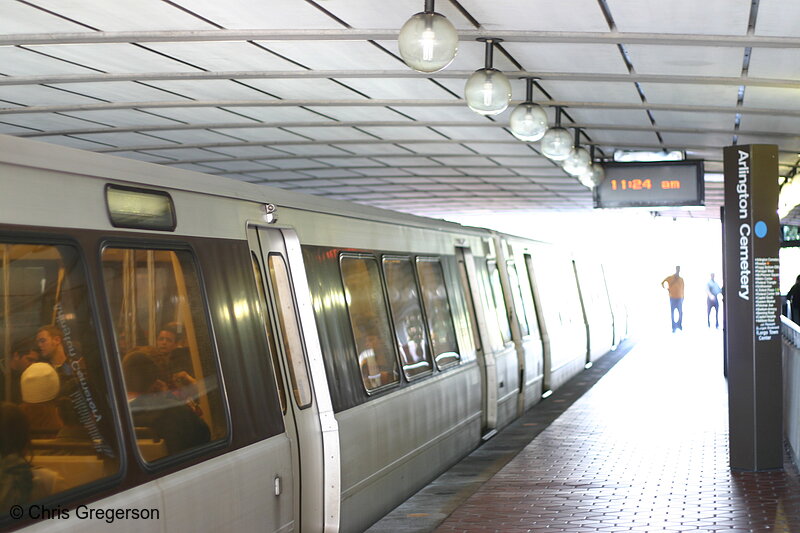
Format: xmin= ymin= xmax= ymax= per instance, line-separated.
xmin=0 ymin=165 xmax=298 ymax=532
xmin=526 ymin=243 xmax=588 ymax=392
xmin=574 ymin=259 xmax=615 ymax=362
xmin=495 ymin=235 xmax=545 ymax=413
xmin=290 ymin=218 xmax=486 ymax=532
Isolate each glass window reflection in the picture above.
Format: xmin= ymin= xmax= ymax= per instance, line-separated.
xmin=416 ymin=258 xmax=460 ymax=369
xmin=340 ymin=255 xmax=399 ymax=391
xmin=383 ymin=257 xmax=432 ymax=380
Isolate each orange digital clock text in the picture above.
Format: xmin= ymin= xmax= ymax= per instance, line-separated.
xmin=610 ymin=178 xmax=653 ymax=191
xmin=609 ymin=178 xmax=681 ymax=191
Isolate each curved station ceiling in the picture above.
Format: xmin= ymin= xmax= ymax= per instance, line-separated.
xmin=2 ymin=0 xmax=798 ymax=218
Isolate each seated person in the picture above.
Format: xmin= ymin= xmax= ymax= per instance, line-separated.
xmin=0 ymin=338 xmax=40 ymax=403
xmin=0 ymin=402 xmax=61 ymax=508
xmin=19 ymin=363 xmax=63 ymax=437
xmin=122 ymin=350 xmax=210 ymax=457
xmin=35 ymin=325 xmax=85 ymax=397
xmin=152 ymin=322 xmax=185 ymax=381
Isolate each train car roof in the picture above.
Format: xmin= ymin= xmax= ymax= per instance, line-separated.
xmin=0 ymin=133 xmax=492 ymax=238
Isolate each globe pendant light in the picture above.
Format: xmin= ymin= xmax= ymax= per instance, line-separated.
xmin=562 ymin=128 xmax=592 ymax=176
xmin=540 ymin=107 xmax=573 ymax=161
xmin=398 ymin=0 xmax=458 ymax=73
xmin=509 ymin=77 xmax=548 ymax=142
xmin=579 ymin=162 xmax=606 ymax=188
xmin=464 ymin=39 xmax=512 ymax=116
xmin=578 ymin=146 xmax=605 ymax=188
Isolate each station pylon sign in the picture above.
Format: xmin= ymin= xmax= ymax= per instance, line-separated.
xmin=722 ymin=144 xmax=782 ymax=471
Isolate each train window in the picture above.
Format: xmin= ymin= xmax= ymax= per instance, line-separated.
xmin=0 ymin=242 xmax=119 ymax=510
xmin=382 ymin=257 xmax=432 ymax=380
xmin=340 ymin=255 xmax=399 ymax=392
xmin=487 ymin=261 xmax=512 ymax=344
xmin=416 ymin=258 xmax=460 ymax=369
xmin=506 ymin=263 xmax=530 ymax=336
xmin=101 ymin=247 xmax=227 ymax=463
xmin=251 ymin=253 xmax=286 ymax=414
xmin=267 ymin=254 xmax=312 ymax=409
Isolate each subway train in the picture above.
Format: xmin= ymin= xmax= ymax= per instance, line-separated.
xmin=0 ymin=134 xmax=626 ymax=533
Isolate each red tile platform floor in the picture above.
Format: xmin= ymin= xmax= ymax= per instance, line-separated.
xmin=435 ymin=329 xmax=800 ymax=533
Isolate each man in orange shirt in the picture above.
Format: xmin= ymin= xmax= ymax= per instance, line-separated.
xmin=662 ymin=266 xmax=685 ymax=332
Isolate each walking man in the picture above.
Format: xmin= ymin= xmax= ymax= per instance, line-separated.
xmin=662 ymin=266 xmax=685 ymax=332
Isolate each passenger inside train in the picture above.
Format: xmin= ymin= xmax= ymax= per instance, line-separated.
xmin=0 ymin=242 xmax=228 ymax=506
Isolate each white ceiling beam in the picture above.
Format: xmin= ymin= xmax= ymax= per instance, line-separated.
xmin=90 ymin=138 xmax=795 ymax=156
xmin=2 ymin=71 xmax=798 ymax=89
xmin=3 ymin=99 xmax=799 ymax=118
xmin=199 ymin=164 xmax=563 ymax=174
xmin=17 ymin=121 xmax=800 ymax=140
xmin=4 ymin=29 xmax=800 ymax=48
xmin=159 ymin=153 xmax=741 ymax=168
xmin=158 ymin=152 xmax=544 ymax=165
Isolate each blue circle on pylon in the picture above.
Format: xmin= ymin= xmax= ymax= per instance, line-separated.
xmin=755 ymin=221 xmax=768 ymax=238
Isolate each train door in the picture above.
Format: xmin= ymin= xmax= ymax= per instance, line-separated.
xmin=572 ymin=259 xmax=593 ymax=366
xmin=455 ymin=246 xmax=497 ymax=435
xmin=248 ymin=226 xmax=340 ymax=532
xmin=524 ymin=253 xmax=552 ymax=395
xmin=495 ymin=240 xmax=544 ymax=414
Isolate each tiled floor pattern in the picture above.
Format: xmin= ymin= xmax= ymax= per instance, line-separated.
xmin=434 ymin=329 xmax=800 ymax=532
xmin=367 ymin=340 xmax=634 ymax=533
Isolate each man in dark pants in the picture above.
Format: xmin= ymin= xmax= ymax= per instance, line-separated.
xmin=788 ymin=275 xmax=800 ymax=324
xmin=662 ymin=266 xmax=685 ymax=332
xmin=706 ymin=273 xmax=722 ymax=328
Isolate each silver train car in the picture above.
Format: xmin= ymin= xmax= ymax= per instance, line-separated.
xmin=0 ymin=134 xmax=626 ymax=532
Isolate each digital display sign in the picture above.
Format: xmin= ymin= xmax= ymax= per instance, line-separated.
xmin=593 ymin=160 xmax=704 ymax=209
xmin=781 ymin=224 xmax=800 ymax=247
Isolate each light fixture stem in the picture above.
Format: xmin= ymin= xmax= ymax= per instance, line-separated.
xmin=555 ymin=106 xmax=562 ymax=127
xmin=484 ymin=40 xmax=494 ymax=69
xmin=525 ymin=78 xmax=533 ymax=102
xmin=573 ymin=128 xmax=581 ymax=149
xmin=424 ymin=0 xmax=435 ymax=13
xmin=590 ymin=145 xmax=596 ymax=161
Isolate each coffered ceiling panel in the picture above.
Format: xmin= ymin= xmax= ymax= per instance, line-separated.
xmin=739 ymin=114 xmax=800 ymax=135
xmin=0 ymin=2 xmax=89 ymax=33
xmin=504 ymin=43 xmax=630 ymax=74
xmin=25 ymin=0 xmax=215 ymax=31
xmin=64 ymin=109 xmax=184 ymax=127
xmin=146 ymin=41 xmax=306 ymax=71
xmin=607 ymin=0 xmax=751 ymax=35
xmin=460 ymin=0 xmax=610 ymax=32
xmin=742 ymin=86 xmax=800 ymax=110
xmin=625 ymin=45 xmax=745 ymax=77
xmin=26 ymin=43 xmax=199 ymax=73
xmin=3 ymin=0 xmax=796 ymax=219
xmin=537 ymin=81 xmax=641 ymax=105
xmin=1 ymin=112 xmax=107 ymax=131
xmin=753 ymin=0 xmax=800 ymax=37
xmin=649 ymin=111 xmax=736 ymax=130
xmin=639 ymin=83 xmax=740 ymax=107
xmin=748 ymin=48 xmax=800 ymax=80
xmin=322 ymin=0 xmax=474 ymax=30
xmin=0 ymin=47 xmax=94 ymax=76
xmin=262 ymin=41 xmax=404 ymax=70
